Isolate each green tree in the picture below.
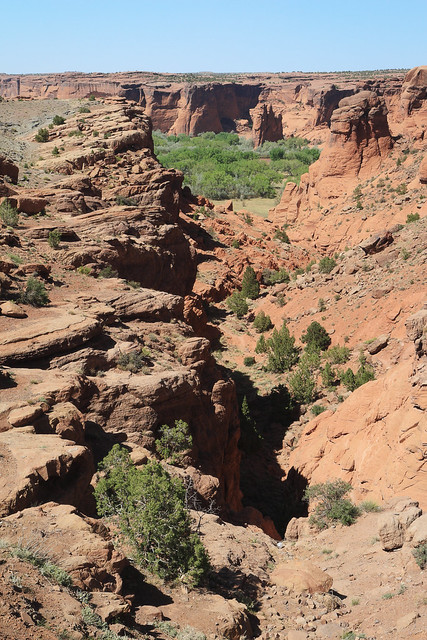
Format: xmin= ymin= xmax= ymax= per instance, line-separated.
xmin=94 ymin=446 xmax=210 ymax=585
xmin=155 ymin=419 xmax=192 ymax=465
xmin=265 ymin=322 xmax=299 ymax=373
xmin=301 ymin=321 xmax=331 ymax=352
xmin=255 ymin=334 xmax=267 ymax=354
xmin=241 ymin=266 xmax=260 ymax=300
xmin=321 ymin=361 xmax=336 ymax=388
xmin=52 ymin=115 xmax=65 ymax=125
xmin=226 ymin=290 xmax=248 ymax=318
xmin=288 ymin=358 xmax=316 ymax=404
xmin=253 ymin=310 xmax=272 ymax=333
xmin=0 ymin=200 xmax=19 ymax=227
xmin=239 ymin=396 xmax=262 ymax=451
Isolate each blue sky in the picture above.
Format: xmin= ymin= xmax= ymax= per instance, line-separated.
xmin=2 ymin=0 xmax=426 ymax=74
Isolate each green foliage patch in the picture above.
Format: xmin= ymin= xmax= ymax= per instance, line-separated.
xmin=153 ymin=131 xmax=319 ymax=200
xmin=94 ymin=446 xmax=210 ymax=585
xmin=304 ymin=480 xmax=360 ymax=529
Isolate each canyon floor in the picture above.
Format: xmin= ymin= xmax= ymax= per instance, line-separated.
xmin=0 ymin=67 xmax=426 ymax=640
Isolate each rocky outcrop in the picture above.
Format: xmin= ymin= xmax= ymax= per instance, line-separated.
xmin=251 ymin=103 xmax=282 ymax=147
xmin=0 ymin=428 xmax=93 ymax=516
xmin=2 ymin=503 xmax=127 ymax=591
xmin=401 ymin=65 xmax=427 ymax=115
xmin=0 ymin=154 xmax=19 ymax=184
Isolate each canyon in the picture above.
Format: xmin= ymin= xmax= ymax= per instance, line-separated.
xmin=0 ymin=66 xmax=425 ymax=640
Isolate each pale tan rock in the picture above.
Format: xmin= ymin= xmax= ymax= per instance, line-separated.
xmin=90 ymin=592 xmax=130 ymax=621
xmin=0 ymin=301 xmax=27 ymax=318
xmin=8 ymin=404 xmax=43 ymax=427
xmin=48 ymin=401 xmax=85 ymax=444
xmin=378 ymin=513 xmax=404 ymax=550
xmin=271 ymin=560 xmax=333 ymax=594
xmin=405 ymin=513 xmax=427 ymax=546
xmin=396 ymin=611 xmax=420 ymax=631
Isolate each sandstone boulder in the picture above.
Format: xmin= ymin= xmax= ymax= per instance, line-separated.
xmin=0 ymin=154 xmax=18 ymax=183
xmin=378 ymin=513 xmax=404 ymax=550
xmin=271 ymin=560 xmax=333 ymax=594
xmin=0 ymin=428 xmax=93 ymax=516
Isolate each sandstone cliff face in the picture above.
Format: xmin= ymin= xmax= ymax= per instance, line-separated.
xmin=0 ymin=100 xmax=244 ymax=520
xmin=284 ymin=308 xmax=427 ymax=510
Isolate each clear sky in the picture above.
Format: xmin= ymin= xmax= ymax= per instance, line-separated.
xmin=2 ymin=0 xmax=426 ymax=74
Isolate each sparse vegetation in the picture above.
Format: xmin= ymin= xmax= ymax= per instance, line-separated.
xmin=304 ymin=480 xmax=360 ymax=529
xmin=20 ymin=277 xmax=49 ymax=307
xmin=412 ymin=543 xmax=427 ymax=569
xmin=52 ymin=115 xmax=65 ymax=125
xmin=406 ymin=212 xmax=420 ymax=223
xmin=243 ymin=356 xmax=256 ymax=366
xmin=262 ymin=267 xmax=290 ymax=285
xmin=0 ymin=200 xmax=19 ymax=227
xmin=98 ymin=265 xmax=119 ymax=278
xmin=11 ymin=543 xmax=72 ymax=587
xmin=318 ymin=256 xmax=337 ymax=274
xmin=48 ymin=229 xmax=61 ymax=249
xmin=116 ymin=349 xmax=150 ymax=373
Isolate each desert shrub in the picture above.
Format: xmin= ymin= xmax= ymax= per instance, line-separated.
xmin=359 ymin=500 xmax=381 ymax=513
xmin=0 ymin=200 xmax=19 ymax=227
xmin=301 ymin=321 xmax=331 ymax=352
xmin=325 ymin=344 xmax=350 ymax=364
xmin=412 ymin=543 xmax=427 ymax=569
xmin=52 ymin=115 xmax=65 ymax=125
xmin=88 ymin=94 xmax=96 ymax=101
xmin=262 ymin=268 xmax=290 ymax=285
xmin=98 ymin=265 xmax=118 ymax=278
xmin=406 ymin=212 xmax=420 ymax=223
xmin=395 ymin=183 xmax=407 ymax=195
xmin=311 ymin=405 xmax=326 ymax=416
xmin=318 ymin=256 xmax=337 ymax=274
xmin=274 ymin=226 xmax=290 ymax=243
xmin=226 ymin=291 xmax=248 ymax=318
xmin=265 ymin=322 xmax=299 ymax=373
xmin=94 ymin=446 xmax=210 ymax=585
xmin=81 ymin=606 xmax=104 ymax=628
xmin=115 ymin=196 xmax=138 ymax=206
xmin=231 ymin=239 xmax=240 ymax=249
xmin=40 ymin=561 xmax=73 ymax=587
xmin=243 ymin=356 xmax=256 ymax=367
xmin=255 ymin=334 xmax=267 ymax=354
xmin=35 ymin=128 xmax=49 ymax=142
xmin=155 ymin=419 xmax=192 ymax=465
xmin=20 ymin=277 xmax=49 ymax=307
xmin=77 ymin=265 xmax=91 ymax=275
xmin=241 ymin=266 xmax=259 ymax=299
xmin=318 ymin=298 xmax=326 ymax=312
xmin=48 ymin=229 xmax=61 ymax=249
xmin=253 ymin=310 xmax=272 ymax=333
xmin=78 ymin=106 xmax=91 ymax=113
xmin=116 ymin=349 xmax=149 ymax=373
xmin=304 ymin=480 xmax=360 ymax=529
xmin=52 ymin=146 xmax=60 ymax=156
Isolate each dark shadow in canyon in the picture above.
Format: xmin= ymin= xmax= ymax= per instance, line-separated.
xmin=226 ymin=367 xmax=305 ymax=536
